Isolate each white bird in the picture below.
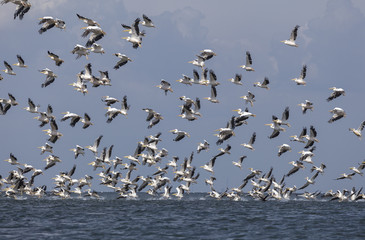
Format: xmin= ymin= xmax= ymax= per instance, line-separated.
xmin=61 ymin=111 xmax=81 ymax=127
xmin=39 ymin=68 xmax=57 ymax=88
xmin=204 ymin=85 xmax=219 ymax=103
xmin=38 ymin=16 xmax=66 ymax=34
xmin=328 ymin=107 xmax=346 ymax=123
xmin=81 ymin=25 xmax=106 ymax=47
xmin=232 ymin=155 xmax=247 ymax=169
xmin=113 ymin=53 xmax=132 ymax=70
xmin=2 ymin=61 xmax=16 ymax=75
xmin=85 ymin=135 xmax=103 ymax=155
xmin=253 ymin=77 xmax=270 ymax=89
xmin=298 ymin=100 xmax=313 ymax=114
xmin=200 ymin=156 xmax=217 ymax=174
xmin=240 ymin=51 xmax=254 ymax=71
xmin=42 ymin=119 xmax=63 ymax=143
xmin=292 ymin=65 xmax=307 ymax=85
xmin=81 ymin=113 xmax=93 ymax=129
xmin=169 ymin=129 xmax=190 ymax=141
xmin=4 ymin=153 xmax=20 ymax=165
xmin=188 ymin=55 xmax=205 ymax=69
xmin=281 ymin=25 xmax=299 ymax=47
xmin=240 ymin=91 xmax=255 ymax=107
xmin=156 ymin=80 xmax=173 ymax=95
xmin=228 ymin=73 xmax=242 ymax=85
xmin=200 ymin=49 xmax=216 ymax=61
xmin=141 ymin=14 xmax=156 ymax=28
xmin=24 ymin=98 xmax=39 ymax=113
xmin=241 ymin=132 xmax=256 ymax=150
xmin=76 ymin=13 xmax=100 ymax=27
xmin=70 ymin=145 xmax=85 ymax=159
xmin=349 ymin=120 xmax=365 ymax=139
xmin=290 ymin=127 xmax=307 ymax=143
xmin=47 ymin=51 xmax=64 ymax=66
xmin=71 ymin=44 xmax=90 ymax=59
xmin=278 ymin=144 xmax=291 ymax=157
xmin=327 ymin=87 xmax=345 ymax=102
xmin=13 ymin=55 xmax=27 ymax=68
xmin=38 ymin=143 xmax=53 ymax=155
xmin=303 ymin=126 xmax=319 ymax=149
xmin=197 ymin=140 xmax=210 ymax=154
xmin=265 ymin=122 xmax=286 ymax=139
xmin=176 ymin=74 xmax=193 ymax=86
xmin=89 ymin=43 xmax=105 ymax=54
xmin=122 ymin=18 xmax=142 ymax=49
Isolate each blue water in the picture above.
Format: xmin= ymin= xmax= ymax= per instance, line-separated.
xmin=0 ymin=193 xmax=364 ymax=239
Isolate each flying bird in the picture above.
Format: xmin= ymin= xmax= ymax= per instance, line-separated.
xmin=156 ymin=80 xmax=173 ymax=95
xmin=328 ymin=107 xmax=346 ymax=123
xmin=253 ymin=77 xmax=269 ymax=89
xmin=47 ymin=51 xmax=64 ymax=66
xmin=349 ymin=120 xmax=365 ymax=139
xmin=240 ymin=51 xmax=254 ymax=71
xmin=113 ymin=53 xmax=132 ymax=69
xmin=292 ymin=65 xmax=307 ymax=85
xmin=327 ymin=87 xmax=345 ymax=102
xmin=141 ymin=14 xmax=155 ymax=28
xmin=281 ymin=25 xmax=299 ymax=47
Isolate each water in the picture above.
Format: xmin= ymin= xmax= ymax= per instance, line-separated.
xmin=0 ymin=193 xmax=364 ymax=239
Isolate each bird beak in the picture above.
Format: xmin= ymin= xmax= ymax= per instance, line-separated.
xmin=232 ymin=109 xmax=239 ymax=112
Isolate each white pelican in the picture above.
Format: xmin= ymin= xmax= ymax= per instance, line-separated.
xmin=76 ymin=13 xmax=100 ymax=27
xmin=24 ymin=98 xmax=39 ymax=113
xmin=304 ymin=126 xmax=319 ymax=148
xmin=173 ymin=185 xmax=184 ymax=199
xmin=299 ymin=146 xmax=316 ymax=162
xmin=197 ymin=140 xmax=209 ymax=153
xmin=33 ymin=112 xmax=50 ymax=127
xmin=200 ymin=49 xmax=216 ymax=60
xmin=2 ymin=61 xmax=16 ymax=75
xmin=188 ymin=55 xmax=205 ymax=69
xmin=105 ymin=96 xmax=129 ymax=123
xmin=147 ymin=112 xmax=164 ymax=129
xmin=38 ymin=143 xmax=53 ymax=155
xmin=335 ymin=173 xmax=355 ymax=180
xmin=61 ymin=111 xmax=81 ymax=127
xmin=169 ymin=129 xmax=190 ymax=141
xmin=71 ymin=44 xmax=90 ymax=59
xmin=8 ymin=0 xmax=31 ymax=20
xmin=70 ymin=145 xmax=85 ymax=159
xmin=298 ymin=176 xmax=315 ymax=190
xmin=89 ymin=43 xmax=105 ymax=54
xmin=290 ymin=127 xmax=307 ymax=143
xmin=240 ymin=51 xmax=254 ymax=71
xmin=38 ymin=16 xmax=65 ymax=34
xmin=240 ymin=91 xmax=255 ymax=107
xmin=98 ymin=70 xmax=111 ymax=85
xmin=292 ymin=65 xmax=307 ymax=85
xmin=286 ymin=161 xmax=305 ymax=177
xmin=47 ymin=51 xmax=64 ymax=66
xmin=349 ymin=120 xmax=365 ymax=139
xmin=4 ymin=153 xmax=20 ymax=165
xmin=328 ymin=107 xmax=346 ymax=123
xmin=13 ymin=55 xmax=27 ymax=68
xmin=81 ymin=113 xmax=93 ymax=129
xmin=80 ymin=63 xmax=93 ymax=82
xmin=228 ymin=73 xmax=243 ymax=85
xmin=232 ymin=155 xmax=247 ymax=169
xmin=39 ymin=68 xmax=57 ymax=88
xmin=281 ymin=25 xmax=299 ymax=47
xmin=350 ymin=161 xmax=365 ymax=176
xmin=241 ymin=132 xmax=256 ymax=150
xmin=278 ymin=144 xmax=291 ymax=157
xmin=298 ymin=100 xmax=313 ymax=114
xmin=113 ymin=53 xmax=132 ymax=69
xmin=233 ymin=108 xmax=256 ymax=123
xmin=310 ymin=163 xmax=326 ymax=178
xmin=176 ymin=74 xmax=193 ymax=85
xmin=254 ymin=77 xmax=270 ymax=89
xmin=122 ymin=18 xmax=142 ymax=49
xmin=327 ymin=87 xmax=345 ymax=102
xmin=85 ymin=135 xmax=103 ymax=155
xmin=204 ymin=85 xmax=219 ymax=103
xmin=265 ymin=122 xmax=286 ymax=139
xmin=43 ymin=119 xmax=63 ymax=143
xmin=156 ymin=79 xmax=173 ymax=95
xmin=70 ymin=72 xmax=88 ymax=95
xmin=207 ymin=69 xmax=220 ymax=86
xmin=200 ymin=156 xmax=217 ymax=174
xmin=141 ymin=14 xmax=155 ymax=27
xmin=273 ymin=107 xmax=290 ymax=127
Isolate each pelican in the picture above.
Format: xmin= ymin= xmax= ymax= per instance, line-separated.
xmin=38 ymin=143 xmax=53 ymax=155
xmin=200 ymin=49 xmax=216 ymax=60
xmin=2 ymin=61 xmax=16 ymax=75
xmin=204 ymin=85 xmax=219 ymax=103
xmin=176 ymin=74 xmax=193 ymax=85
xmin=61 ymin=111 xmax=81 ymax=127
xmin=38 ymin=16 xmax=65 ymax=34
xmin=141 ymin=14 xmax=155 ymax=28
xmin=327 ymin=87 xmax=345 ymax=101
xmin=98 ymin=70 xmax=111 ymax=85
xmin=105 ymin=96 xmax=129 ymax=123
xmin=47 ymin=51 xmax=64 ymax=66
xmin=335 ymin=173 xmax=356 ymax=180
xmin=292 ymin=65 xmax=307 ymax=85
xmin=85 ymin=135 xmax=103 ymax=155
xmin=328 ymin=107 xmax=346 ymax=123
xmin=240 ymin=51 xmax=254 ymax=71
xmin=349 ymin=120 xmax=365 ymax=139
xmin=7 ymin=0 xmax=31 ymax=20
xmin=350 ymin=161 xmax=365 ymax=176
xmin=24 ymin=98 xmax=39 ymax=113
xmin=233 ymin=108 xmax=256 ymax=123
xmin=265 ymin=122 xmax=286 ymax=139
xmin=200 ymin=156 xmax=217 ymax=174
xmin=311 ymin=163 xmax=326 ymax=177
xmin=286 ymin=161 xmax=305 ymax=177
xmin=147 ymin=112 xmax=164 ymax=129
xmin=173 ymin=185 xmax=184 ymax=199
xmin=228 ymin=73 xmax=243 ymax=85
xmin=197 ymin=140 xmax=210 ymax=154
xmin=114 ymin=53 xmax=132 ymax=70
xmin=43 ymin=119 xmax=63 ymax=143
xmin=89 ymin=43 xmax=105 ymax=54
xmin=76 ymin=13 xmax=100 ymax=26
xmin=303 ymin=126 xmax=319 ymax=148
xmin=188 ymin=55 xmax=205 ymax=69
xmin=298 ymin=100 xmax=313 ymax=114
xmin=290 ymin=127 xmax=307 ymax=143
xmin=33 ymin=112 xmax=50 ymax=127
xmin=207 ymin=69 xmax=220 ymax=87
xmin=81 ymin=113 xmax=93 ymax=129
xmin=122 ymin=18 xmax=142 ymax=49
xmin=232 ymin=155 xmax=247 ymax=169
xmin=156 ymin=80 xmax=173 ymax=95
xmin=169 ymin=129 xmax=190 ymax=141
xmin=253 ymin=77 xmax=269 ymax=89
xmin=273 ymin=107 xmax=290 ymax=127
xmin=278 ymin=144 xmax=291 ymax=157
xmin=299 ymin=146 xmax=316 ymax=162
xmin=298 ymin=176 xmax=316 ymax=190
xmin=4 ymin=153 xmax=20 ymax=165
xmin=241 ymin=132 xmax=256 ymax=150
xmin=71 ymin=44 xmax=90 ymax=59
xmin=39 ymin=68 xmax=57 ymax=88
xmin=240 ymin=91 xmax=255 ymax=107
xmin=281 ymin=25 xmax=299 ymax=47
xmin=13 ymin=55 xmax=27 ymax=68
xmin=70 ymin=145 xmax=85 ymax=159
xmin=215 ymin=117 xmax=236 ymax=145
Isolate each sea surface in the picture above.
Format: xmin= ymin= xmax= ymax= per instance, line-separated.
xmin=0 ymin=193 xmax=364 ymax=240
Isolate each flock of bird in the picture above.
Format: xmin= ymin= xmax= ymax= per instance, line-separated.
xmin=1 ymin=1 xmax=364 ymax=202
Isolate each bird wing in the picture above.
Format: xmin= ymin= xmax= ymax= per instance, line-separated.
xmin=282 ymin=107 xmax=289 ymax=121
xmin=16 ymin=55 xmax=25 ymax=65
xmin=246 ymin=51 xmax=252 ymax=65
xmin=290 ymin=25 xmax=299 ymax=41
xmin=301 ymin=65 xmax=307 ymax=79
xmin=4 ymin=61 xmax=13 ymax=71
xmin=269 ymin=129 xmax=280 ymax=139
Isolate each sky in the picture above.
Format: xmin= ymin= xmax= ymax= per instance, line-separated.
xmin=0 ymin=0 xmax=364 ymax=194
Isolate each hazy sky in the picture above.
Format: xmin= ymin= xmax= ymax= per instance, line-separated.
xmin=0 ymin=0 xmax=364 ymax=193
